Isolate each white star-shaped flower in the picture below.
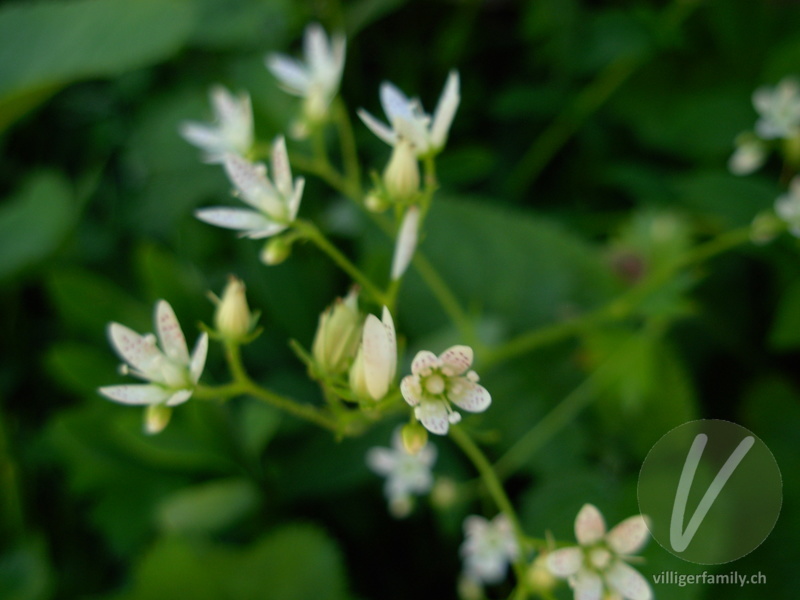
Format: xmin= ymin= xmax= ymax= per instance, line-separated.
xmin=461 ymin=514 xmax=519 ymax=585
xmin=266 ymin=23 xmax=346 ymax=125
xmin=547 ymin=504 xmax=652 ymax=600
xmin=99 ymin=300 xmax=208 ymax=433
xmin=775 ymin=176 xmax=800 ymax=236
xmin=179 ymin=85 xmax=254 ymax=163
xmin=753 ymin=77 xmax=800 ymax=140
xmin=195 ymin=137 xmax=305 ymax=239
xmin=357 ymin=71 xmax=460 ymax=157
xmin=366 ymin=427 xmax=437 ymax=517
xmin=400 ymin=345 xmax=490 ymax=435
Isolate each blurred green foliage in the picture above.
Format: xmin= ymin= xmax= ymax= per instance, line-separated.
xmin=1 ymin=0 xmax=800 ymax=599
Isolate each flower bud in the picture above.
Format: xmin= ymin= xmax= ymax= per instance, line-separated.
xmin=144 ymin=404 xmax=172 ymax=435
xmin=261 ymin=236 xmax=292 ymax=265
xmin=401 ymin=421 xmax=428 ymax=455
xmin=312 ymin=289 xmax=363 ymax=376
xmin=383 ymin=138 xmax=419 ymax=201
xmin=214 ymin=276 xmax=252 ymax=340
xmin=430 ymin=477 xmax=458 ymax=509
xmin=751 ymin=211 xmax=783 ymax=245
xmin=526 ymin=554 xmax=556 ymax=594
xmin=365 ymin=191 xmax=390 ymax=213
xmin=349 ymin=307 xmax=397 ymax=400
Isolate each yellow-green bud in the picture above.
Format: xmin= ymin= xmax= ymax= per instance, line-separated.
xmin=349 ymin=346 xmax=370 ymax=398
xmin=751 ymin=211 xmax=783 ymax=245
xmin=261 ymin=236 xmax=292 ymax=265
xmin=312 ymin=289 xmax=363 ymax=376
xmin=365 ymin=191 xmax=390 ymax=213
xmin=430 ymin=477 xmax=458 ymax=509
xmin=526 ymin=554 xmax=556 ymax=593
xmin=383 ymin=138 xmax=419 ymax=201
xmin=401 ymin=421 xmax=428 ymax=455
xmin=214 ymin=276 xmax=252 ymax=340
xmin=144 ymin=404 xmax=172 ymax=435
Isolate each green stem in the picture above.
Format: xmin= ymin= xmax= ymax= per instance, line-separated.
xmin=449 ymin=425 xmax=529 ymax=595
xmin=332 ymin=98 xmax=363 ymax=198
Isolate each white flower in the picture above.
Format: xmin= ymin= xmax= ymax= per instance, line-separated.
xmin=266 ymin=23 xmax=346 ymax=125
xmin=99 ymin=300 xmax=208 ymax=433
xmin=367 ymin=427 xmax=436 ymax=518
xmin=391 ymin=206 xmax=420 ymax=280
xmin=400 ymin=345 xmax=490 ymax=435
xmin=195 ymin=137 xmax=304 ymax=239
xmin=775 ymin=176 xmax=800 ymax=236
xmin=753 ymin=77 xmax=800 ymax=140
xmin=349 ymin=307 xmax=397 ymax=400
xmin=357 ymin=71 xmax=460 ymax=157
xmin=180 ymin=86 xmax=253 ymax=163
xmin=547 ymin=504 xmax=652 ymax=600
xmin=461 ymin=514 xmax=519 ymax=585
xmin=729 ymin=134 xmax=767 ymax=176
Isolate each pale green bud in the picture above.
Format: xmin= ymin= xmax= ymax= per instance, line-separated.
xmin=312 ymin=289 xmax=363 ymax=376
xmin=144 ymin=404 xmax=172 ymax=435
xmin=349 ymin=345 xmax=370 ymax=398
xmin=383 ymin=138 xmax=419 ymax=201
xmin=365 ymin=191 xmax=390 ymax=213
xmin=401 ymin=421 xmax=428 ymax=455
xmin=751 ymin=211 xmax=783 ymax=245
xmin=261 ymin=236 xmax=292 ymax=265
xmin=214 ymin=276 xmax=252 ymax=340
xmin=430 ymin=477 xmax=458 ymax=509
xmin=526 ymin=555 xmax=557 ymax=593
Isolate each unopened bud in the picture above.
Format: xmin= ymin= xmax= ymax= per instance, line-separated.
xmin=365 ymin=191 xmax=390 ymax=213
xmin=751 ymin=211 xmax=783 ymax=245
xmin=401 ymin=421 xmax=428 ymax=455
xmin=526 ymin=554 xmax=556 ymax=593
xmin=312 ymin=288 xmax=363 ymax=375
xmin=261 ymin=236 xmax=292 ymax=265
xmin=214 ymin=276 xmax=252 ymax=340
xmin=144 ymin=404 xmax=172 ymax=435
xmin=430 ymin=477 xmax=458 ymax=509
xmin=383 ymin=138 xmax=420 ymax=201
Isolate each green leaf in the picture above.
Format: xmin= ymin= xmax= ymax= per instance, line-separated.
xmin=0 ymin=538 xmax=53 ymax=600
xmin=0 ymin=0 xmax=194 ymax=130
xmin=44 ymin=342 xmax=118 ymax=395
xmin=0 ymin=171 xmax=74 ymax=281
xmin=156 ymin=478 xmax=259 ymax=535
xmin=769 ymin=279 xmax=800 ymax=350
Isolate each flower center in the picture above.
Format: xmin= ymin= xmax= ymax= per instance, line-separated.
xmin=424 ymin=373 xmax=446 ymax=395
xmin=589 ymin=547 xmax=611 ymax=570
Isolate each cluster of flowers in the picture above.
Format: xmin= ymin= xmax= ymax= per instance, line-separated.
xmin=97 ymin=22 xmax=655 ymax=599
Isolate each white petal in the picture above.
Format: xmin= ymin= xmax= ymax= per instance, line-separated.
xmin=449 ymin=379 xmax=491 ymax=413
xmin=304 ymin=23 xmax=329 ymax=78
xmin=210 ymin=86 xmax=238 ymax=125
xmin=381 ymin=307 xmax=397 ymax=382
xmin=99 ymin=384 xmax=169 ymax=405
xmin=265 ymin=54 xmax=310 ymax=95
xmin=357 ymin=108 xmax=396 ymax=146
xmin=411 ymin=350 xmax=440 ymax=375
xmin=605 ymin=561 xmax=653 ymax=600
xmin=362 ymin=313 xmax=393 ymax=399
xmin=415 ymin=401 xmax=450 ymax=435
xmin=166 ymin=389 xmax=193 ymax=407
xmin=223 ymin=154 xmax=281 ymax=215
xmin=194 ymin=207 xmax=284 ymax=238
xmin=400 ymin=375 xmax=422 ymax=406
xmin=439 ymin=344 xmax=473 ymax=376
xmin=430 ymin=70 xmax=460 ymax=150
xmin=179 ymin=122 xmax=223 ymax=152
xmin=270 ymin=136 xmax=293 ymax=199
xmin=607 ymin=515 xmax=650 ymax=555
xmin=391 ymin=206 xmax=419 ymax=281
xmin=155 ymin=300 xmax=189 ymax=364
xmin=575 ymin=504 xmax=606 ymax=546
xmin=366 ymin=447 xmax=396 ymax=475
xmin=546 ymin=547 xmax=583 ymax=577
xmin=380 ymin=81 xmax=413 ymax=122
xmin=108 ymin=322 xmax=161 ymax=374
xmin=189 ymin=332 xmax=209 ymax=383
xmin=463 ymin=514 xmax=489 ymax=538
xmin=573 ymin=570 xmax=603 ymax=600
xmin=287 ymin=177 xmax=305 ymax=222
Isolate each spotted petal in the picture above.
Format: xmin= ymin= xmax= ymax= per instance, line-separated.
xmin=270 ymin=136 xmax=293 ymax=199
xmin=223 ymin=154 xmax=283 ymax=217
xmin=415 ymin=401 xmax=450 ymax=435
xmin=99 ymin=384 xmax=170 ymax=405
xmin=194 ymin=207 xmax=285 ymax=239
xmin=605 ymin=561 xmax=652 ymax=600
xmin=411 ymin=350 xmax=439 ymax=375
xmin=547 ymin=547 xmax=583 ymax=577
xmin=572 ymin=569 xmax=603 ymax=600
xmin=607 ymin=515 xmax=650 ymax=555
xmin=400 ymin=375 xmax=422 ymax=406
xmin=155 ymin=300 xmax=189 ymax=364
xmin=449 ymin=379 xmax=490 ymax=413
xmin=575 ymin=504 xmax=606 ymax=546
xmin=108 ymin=323 xmax=161 ymax=375
xmin=439 ymin=344 xmax=473 ymax=376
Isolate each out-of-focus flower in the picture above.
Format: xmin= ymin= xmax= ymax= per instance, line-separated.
xmin=461 ymin=514 xmax=519 ymax=585
xmin=546 ymin=504 xmax=652 ymax=600
xmin=775 ymin=176 xmax=800 ymax=236
xmin=358 ymin=71 xmax=460 ymax=157
xmin=753 ymin=77 xmax=800 ymax=139
xmin=180 ymin=86 xmax=253 ymax=163
xmin=312 ymin=288 xmax=363 ymax=376
xmin=729 ymin=134 xmax=768 ymax=176
xmin=400 ymin=345 xmax=490 ymax=435
xmin=266 ymin=23 xmax=346 ymax=132
xmin=99 ymin=300 xmax=208 ymax=434
xmin=213 ymin=276 xmax=253 ymax=340
xmin=195 ymin=137 xmax=304 ymax=240
xmin=391 ymin=206 xmax=420 ymax=280
xmin=367 ymin=427 xmax=436 ymax=518
xmin=349 ymin=307 xmax=397 ymax=400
